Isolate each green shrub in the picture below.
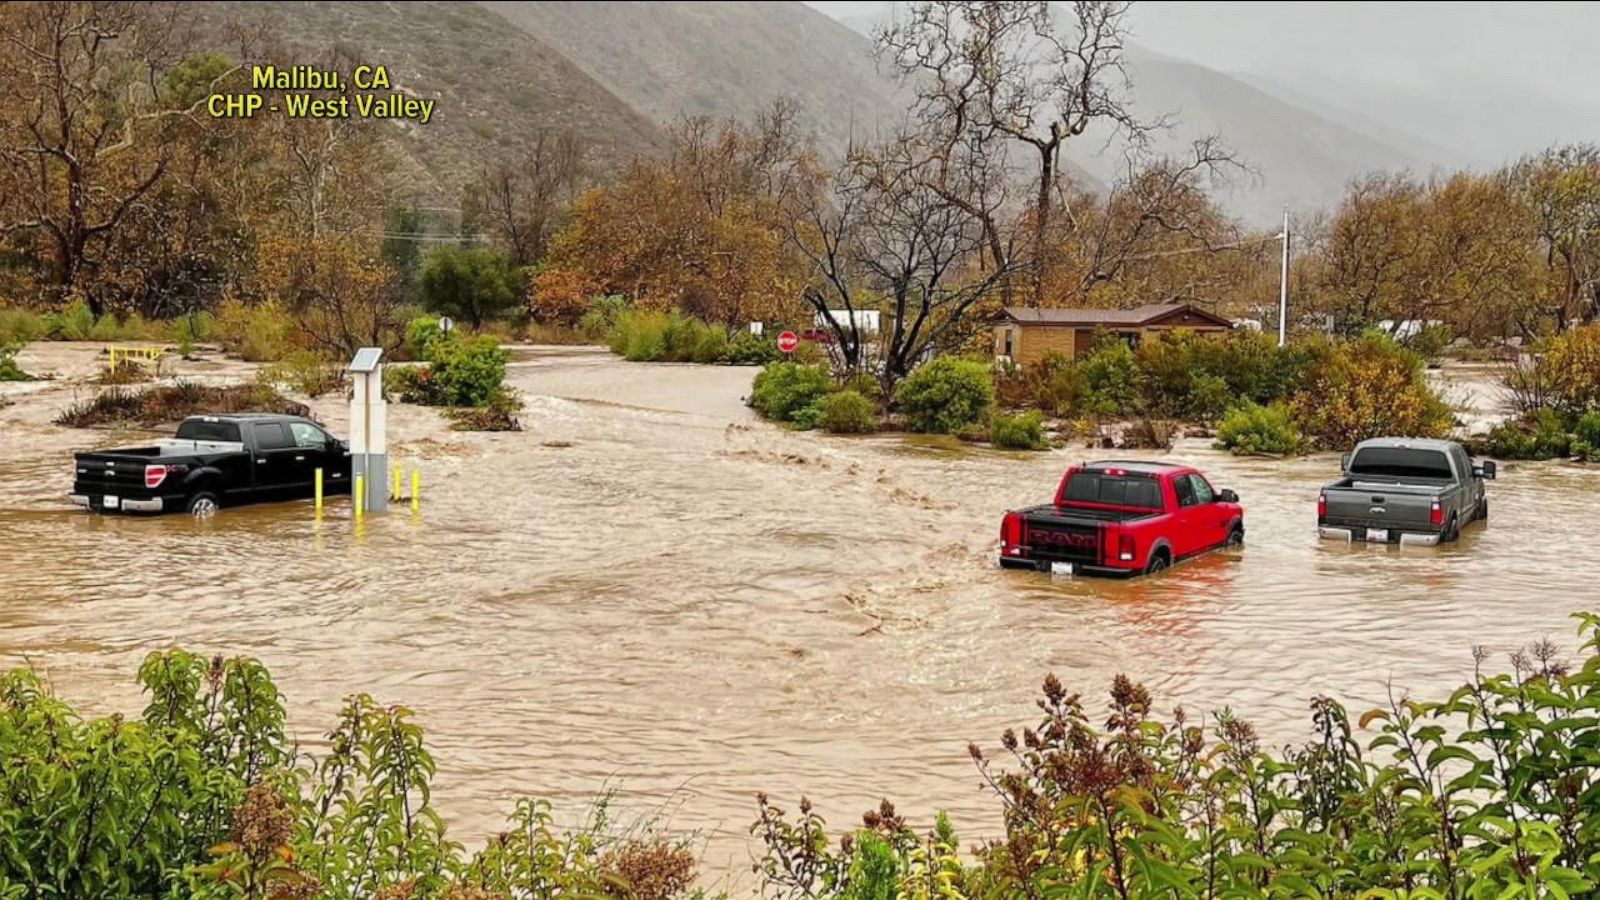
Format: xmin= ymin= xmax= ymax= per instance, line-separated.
xmin=0 ymin=650 xmax=700 ymax=898
xmin=990 ymin=409 xmax=1047 ymax=450
xmin=0 ymin=308 xmax=48 ymax=345
xmin=1532 ymin=408 xmax=1573 ymax=457
xmin=214 ymin=300 xmax=294 ymax=362
xmin=419 ymin=245 xmax=521 ymax=327
xmin=817 ymin=389 xmax=877 ymax=434
xmin=427 ymin=335 xmax=509 ymax=407
xmin=259 ymin=350 xmax=345 ymax=398
xmin=1289 ymin=333 xmax=1452 ymax=447
xmin=750 ymin=362 xmax=830 ymax=425
xmin=0 ymin=345 xmax=33 ymax=382
xmin=691 ymin=326 xmax=730 ymax=364
xmin=1574 ymin=410 xmax=1600 ymax=449
xmin=1476 ymin=420 xmax=1542 ymax=459
xmin=893 ymin=356 xmax=994 ymax=434
xmin=1011 ymin=352 xmax=1087 ymax=417
xmin=1079 ymin=336 xmax=1140 ymax=417
xmin=1214 ymin=401 xmax=1305 ymax=456
xmin=1405 ymin=321 xmax=1455 ymax=359
xmin=45 ymin=300 xmax=96 ymax=340
xmin=724 ymin=329 xmax=782 ymax=366
xmin=385 ymin=363 xmax=436 ymax=404
xmin=403 ymin=315 xmax=446 ymax=360
xmin=171 ymin=311 xmax=214 ymax=357
xmin=447 ymin=387 xmax=523 ymax=431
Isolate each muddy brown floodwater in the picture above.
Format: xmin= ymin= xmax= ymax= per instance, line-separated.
xmin=2 ymin=343 xmax=1598 ymax=886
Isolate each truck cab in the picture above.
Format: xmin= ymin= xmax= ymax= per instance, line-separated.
xmin=999 ymin=461 xmax=1245 ymax=576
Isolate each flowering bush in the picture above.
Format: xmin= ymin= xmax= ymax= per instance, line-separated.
xmin=757 ymin=613 xmax=1600 ymax=899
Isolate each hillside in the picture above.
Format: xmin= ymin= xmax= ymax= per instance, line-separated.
xmin=186 ymin=1 xmax=668 ymax=199
xmin=1072 ymin=45 xmax=1429 ymax=225
xmin=474 ymin=0 xmax=910 ymax=156
xmin=824 ymin=5 xmax=1431 ymax=226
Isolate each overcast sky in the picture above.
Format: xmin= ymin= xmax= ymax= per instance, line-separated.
xmin=802 ymin=1 xmax=1600 ymax=166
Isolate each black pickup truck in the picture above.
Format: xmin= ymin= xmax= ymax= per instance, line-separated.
xmin=71 ymin=414 xmax=350 ymax=515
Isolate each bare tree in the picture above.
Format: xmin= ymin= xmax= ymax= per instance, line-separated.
xmin=478 ymin=130 xmax=585 ymax=267
xmin=790 ymin=137 xmax=1023 ymax=393
xmin=879 ymin=0 xmax=1156 ymax=304
xmin=0 ymin=1 xmax=186 ymax=313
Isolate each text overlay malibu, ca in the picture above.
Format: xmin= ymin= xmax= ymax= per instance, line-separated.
xmin=208 ymin=64 xmax=435 ymax=124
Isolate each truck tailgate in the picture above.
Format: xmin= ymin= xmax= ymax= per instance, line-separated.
xmin=1323 ymin=481 xmax=1438 ymax=532
xmin=1019 ymin=505 xmax=1157 ymax=566
xmin=73 ymin=452 xmax=158 ymax=496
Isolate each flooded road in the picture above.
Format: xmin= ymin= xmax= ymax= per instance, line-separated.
xmin=2 ymin=344 xmax=1598 ymax=881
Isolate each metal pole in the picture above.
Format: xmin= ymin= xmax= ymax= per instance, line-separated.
xmin=315 ymin=468 xmax=323 ymax=513
xmin=1278 ymin=207 xmax=1290 ymax=348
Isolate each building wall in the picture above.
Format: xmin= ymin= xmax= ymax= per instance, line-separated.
xmin=1008 ymin=325 xmax=1081 ymax=366
xmin=997 ymin=322 xmax=1230 ymax=365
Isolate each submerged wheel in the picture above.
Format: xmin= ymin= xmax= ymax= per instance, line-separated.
xmin=187 ymin=492 xmax=220 ymax=517
xmin=1443 ymin=513 xmax=1460 ymax=543
xmin=1145 ymin=550 xmax=1171 ymax=575
xmin=1474 ymin=498 xmax=1489 ymax=522
xmin=1226 ymin=525 xmax=1245 ymax=547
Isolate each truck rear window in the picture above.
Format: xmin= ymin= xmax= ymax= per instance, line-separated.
xmin=176 ymin=419 xmax=241 ymax=443
xmin=1350 ymin=448 xmax=1452 ymax=479
xmin=1061 ymin=473 xmax=1163 ymax=508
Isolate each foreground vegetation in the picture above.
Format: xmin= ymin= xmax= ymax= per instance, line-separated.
xmin=754 ymin=613 xmax=1600 ymax=898
xmin=8 ymin=619 xmax=1600 ymax=898
xmin=0 ymin=650 xmax=707 ymax=899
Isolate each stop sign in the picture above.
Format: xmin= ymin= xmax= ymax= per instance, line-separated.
xmin=777 ymin=330 xmax=799 ymax=354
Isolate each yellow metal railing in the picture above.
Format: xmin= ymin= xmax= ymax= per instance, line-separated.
xmin=107 ymin=344 xmax=164 ymax=371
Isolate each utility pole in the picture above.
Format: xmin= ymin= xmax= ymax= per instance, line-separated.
xmin=1278 ymin=207 xmax=1290 ymax=347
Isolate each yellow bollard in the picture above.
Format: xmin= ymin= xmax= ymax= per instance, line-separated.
xmin=354 ymin=474 xmax=365 ymax=519
xmin=392 ymin=464 xmax=402 ymax=501
xmin=410 ymin=468 xmax=420 ymax=513
xmin=314 ymin=468 xmax=324 ymax=513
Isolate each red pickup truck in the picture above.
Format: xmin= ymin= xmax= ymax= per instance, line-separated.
xmin=999 ymin=461 xmax=1245 ymax=576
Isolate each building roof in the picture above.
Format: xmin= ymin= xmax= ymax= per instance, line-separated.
xmin=1000 ymin=303 xmax=1233 ymax=328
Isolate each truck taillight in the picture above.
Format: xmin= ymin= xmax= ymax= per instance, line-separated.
xmin=1000 ymin=512 xmax=1025 ymax=556
xmin=144 ymin=464 xmax=169 ymax=489
xmin=1318 ymin=492 xmax=1327 ymax=519
xmin=1429 ymin=497 xmax=1442 ymax=526
xmin=1118 ymin=533 xmax=1136 ymax=562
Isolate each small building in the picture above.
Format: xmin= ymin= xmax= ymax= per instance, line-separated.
xmin=994 ymin=303 xmax=1234 ymax=366
xmin=815 ymin=309 xmax=881 ymax=335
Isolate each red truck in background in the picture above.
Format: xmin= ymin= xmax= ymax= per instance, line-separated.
xmin=999 ymin=461 xmax=1245 ymax=576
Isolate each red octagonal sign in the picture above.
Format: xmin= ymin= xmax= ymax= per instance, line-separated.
xmin=777 ymin=330 xmax=799 ymax=354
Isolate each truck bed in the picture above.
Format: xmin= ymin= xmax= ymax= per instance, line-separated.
xmin=76 ymin=439 xmax=244 ymax=461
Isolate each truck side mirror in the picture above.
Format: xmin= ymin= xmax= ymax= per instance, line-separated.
xmin=1478 ymin=460 xmax=1496 ymax=480
xmin=1339 ymin=452 xmax=1352 ymax=471
xmin=1217 ymin=489 xmax=1239 ymax=503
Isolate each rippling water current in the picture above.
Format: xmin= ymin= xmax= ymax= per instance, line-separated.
xmin=2 ymin=347 xmax=1597 ymax=881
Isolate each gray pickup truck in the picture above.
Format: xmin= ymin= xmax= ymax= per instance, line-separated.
xmin=1317 ymin=438 xmax=1495 ymax=545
